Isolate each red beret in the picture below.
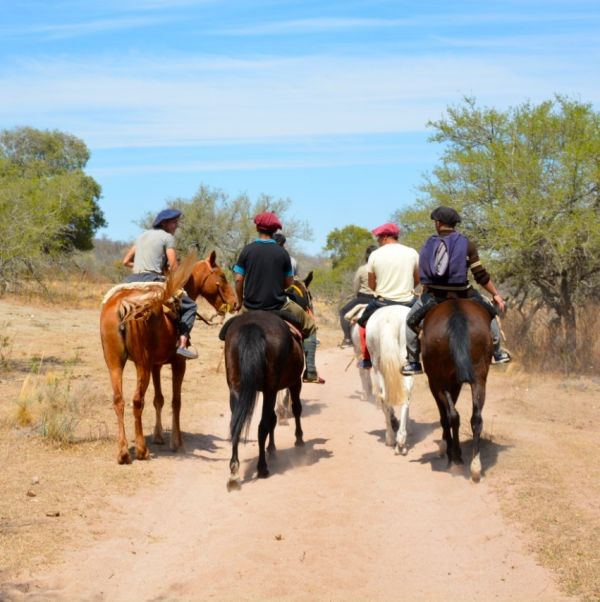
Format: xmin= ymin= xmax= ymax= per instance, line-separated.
xmin=372 ymin=222 xmax=400 ymax=237
xmin=253 ymin=211 xmax=282 ymax=232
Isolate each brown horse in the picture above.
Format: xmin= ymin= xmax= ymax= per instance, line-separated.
xmin=100 ymin=251 xmax=237 ymax=464
xmin=421 ymin=298 xmax=493 ymax=482
xmin=224 ymin=310 xmax=305 ymax=489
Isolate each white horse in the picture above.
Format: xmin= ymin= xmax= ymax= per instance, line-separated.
xmin=343 ymin=304 xmax=374 ymax=402
xmin=365 ymin=305 xmax=414 ymax=455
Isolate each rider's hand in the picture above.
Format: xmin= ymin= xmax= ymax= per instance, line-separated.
xmin=493 ymin=294 xmax=505 ymax=314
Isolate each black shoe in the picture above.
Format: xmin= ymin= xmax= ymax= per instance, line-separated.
xmin=493 ymin=350 xmax=511 ymax=364
xmin=401 ymin=361 xmax=423 ymax=376
xmin=340 ymin=338 xmax=353 ymax=348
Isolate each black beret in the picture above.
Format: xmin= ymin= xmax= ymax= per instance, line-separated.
xmin=430 ymin=206 xmax=461 ymax=226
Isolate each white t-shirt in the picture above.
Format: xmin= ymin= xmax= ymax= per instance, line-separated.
xmin=367 ymin=242 xmax=419 ymax=302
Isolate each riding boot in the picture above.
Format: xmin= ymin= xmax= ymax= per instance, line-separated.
xmin=359 ymin=325 xmax=370 ymax=361
xmin=303 ymin=332 xmax=318 ymax=376
xmin=405 ymin=325 xmax=421 ymax=364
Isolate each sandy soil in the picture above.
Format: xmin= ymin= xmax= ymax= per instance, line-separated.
xmin=0 ymin=295 xmax=575 ymax=602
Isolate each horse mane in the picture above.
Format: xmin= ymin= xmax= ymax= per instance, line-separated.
xmin=117 ymin=252 xmax=198 ymax=325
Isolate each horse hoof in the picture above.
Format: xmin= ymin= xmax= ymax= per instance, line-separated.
xmin=227 ymin=477 xmax=241 ymax=492
xmin=117 ymin=451 xmax=132 ymax=465
xmin=136 ymin=448 xmax=150 ymax=460
xmin=294 ymin=439 xmax=305 ymax=447
xmin=400 ymin=446 xmax=408 ymax=456
xmin=257 ymin=468 xmax=270 ymax=479
xmin=471 ymin=471 xmax=481 ymax=483
xmin=267 ymin=445 xmax=276 ymax=455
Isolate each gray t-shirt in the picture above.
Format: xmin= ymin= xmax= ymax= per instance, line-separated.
xmin=132 ymin=229 xmax=175 ymax=274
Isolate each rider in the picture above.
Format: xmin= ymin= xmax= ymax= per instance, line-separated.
xmin=338 ymin=244 xmax=378 ymax=347
xmin=122 ymin=208 xmax=198 ymax=360
xmin=356 ymin=223 xmax=420 ymax=369
xmin=402 ymin=205 xmax=511 ymax=376
xmin=233 ymin=211 xmax=325 ymax=384
xmin=274 ymin=233 xmax=298 ymax=276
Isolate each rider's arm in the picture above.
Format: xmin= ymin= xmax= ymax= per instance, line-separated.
xmin=166 ymin=247 xmax=178 ymax=272
xmin=482 ymin=279 xmax=506 ymax=314
xmin=122 ymin=245 xmax=136 ymax=268
xmin=413 ymin=265 xmax=420 ymax=286
xmin=234 ymin=274 xmax=244 ymax=309
xmin=368 ymin=272 xmax=376 ymax=292
xmin=467 ymin=240 xmax=505 ymax=313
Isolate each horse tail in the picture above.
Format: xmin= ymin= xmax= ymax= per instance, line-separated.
xmin=378 ymin=316 xmax=406 ymax=405
xmin=230 ymin=323 xmax=267 ymax=442
xmin=447 ymin=307 xmax=474 ymax=384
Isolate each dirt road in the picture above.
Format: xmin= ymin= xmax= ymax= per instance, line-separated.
xmin=2 ymin=339 xmax=570 ymax=601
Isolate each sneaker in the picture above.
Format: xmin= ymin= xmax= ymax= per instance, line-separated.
xmin=176 ymin=346 xmax=198 ymax=360
xmin=358 ymin=359 xmax=372 ymax=369
xmin=340 ymin=338 xmax=353 ymax=348
xmin=401 ymin=361 xmax=423 ymax=376
xmin=303 ymin=372 xmax=325 ymax=384
xmin=493 ymin=350 xmax=511 ymax=364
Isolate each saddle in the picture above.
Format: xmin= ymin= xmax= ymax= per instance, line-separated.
xmin=407 ymin=292 xmax=497 ymax=334
xmin=218 ymin=311 xmax=304 ymax=343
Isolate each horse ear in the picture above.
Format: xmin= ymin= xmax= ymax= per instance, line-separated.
xmin=207 ymin=250 xmax=217 ymax=267
xmin=304 ymin=271 xmax=313 ymax=288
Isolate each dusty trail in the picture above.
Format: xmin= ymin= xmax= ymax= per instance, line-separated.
xmin=4 ymin=346 xmax=568 ymax=601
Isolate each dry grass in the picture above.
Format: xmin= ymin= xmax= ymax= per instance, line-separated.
xmin=1 ymin=286 xmax=599 ymax=600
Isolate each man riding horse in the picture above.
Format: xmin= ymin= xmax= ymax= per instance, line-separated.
xmin=122 ymin=208 xmax=199 ymax=359
xmin=402 ymin=205 xmax=511 ymax=376
xmin=233 ymin=211 xmax=325 ymax=384
xmin=356 ymin=222 xmax=419 ymax=369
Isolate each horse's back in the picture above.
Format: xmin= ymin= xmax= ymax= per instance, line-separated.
xmin=422 ymin=299 xmax=493 ymax=383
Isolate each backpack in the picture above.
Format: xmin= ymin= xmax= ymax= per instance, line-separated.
xmin=419 ymin=232 xmax=468 ymax=285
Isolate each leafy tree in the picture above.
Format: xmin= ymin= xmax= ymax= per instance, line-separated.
xmin=0 ymin=127 xmax=105 ymax=289
xmin=312 ymin=225 xmax=375 ymax=300
xmin=394 ymin=97 xmax=600 ymax=369
xmin=139 ymin=185 xmax=312 ymax=272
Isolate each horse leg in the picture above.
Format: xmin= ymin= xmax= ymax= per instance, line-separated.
xmin=470 ymin=381 xmax=486 ymax=482
xmin=107 ymin=360 xmax=130 ymax=464
xmin=257 ymin=391 xmax=277 ymax=478
xmin=268 ymin=393 xmax=278 ymax=454
xmin=170 ymin=356 xmax=186 ymax=452
xmin=431 ymin=387 xmax=452 ymax=463
xmin=395 ymin=374 xmax=414 ymax=456
xmin=228 ymin=390 xmax=242 ymax=491
xmin=151 ymin=365 xmax=165 ymax=444
xmin=132 ymin=364 xmax=151 ymax=460
xmin=383 ymin=403 xmax=396 ymax=447
xmin=289 ymin=381 xmax=304 ymax=446
xmin=445 ymin=386 xmax=463 ymax=465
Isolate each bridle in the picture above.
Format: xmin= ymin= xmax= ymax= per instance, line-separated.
xmin=194 ymin=260 xmax=233 ymax=314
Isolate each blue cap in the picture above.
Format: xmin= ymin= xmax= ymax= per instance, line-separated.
xmin=153 ymin=208 xmax=182 ymax=228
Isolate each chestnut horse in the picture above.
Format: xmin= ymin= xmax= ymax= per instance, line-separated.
xmin=224 ymin=310 xmax=305 ymax=489
xmin=421 ymin=298 xmax=493 ymax=482
xmin=100 ymin=251 xmax=237 ymax=464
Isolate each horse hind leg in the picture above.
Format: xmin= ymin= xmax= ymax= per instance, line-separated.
xmin=289 ymin=381 xmax=304 ymax=447
xmin=228 ymin=390 xmax=242 ymax=491
xmin=132 ymin=364 xmax=151 ymax=460
xmin=257 ymin=391 xmax=277 ymax=478
xmin=151 ymin=365 xmax=165 ymax=445
xmin=445 ymin=389 xmax=463 ymax=467
xmin=169 ymin=357 xmax=186 ymax=452
xmin=470 ymin=382 xmax=486 ymax=482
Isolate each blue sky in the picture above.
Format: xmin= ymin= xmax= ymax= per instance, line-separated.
xmin=2 ymin=0 xmax=599 ymax=254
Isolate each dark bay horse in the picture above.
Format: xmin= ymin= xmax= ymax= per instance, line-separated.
xmin=224 ymin=310 xmax=305 ymax=489
xmin=100 ymin=251 xmax=237 ymax=464
xmin=421 ymin=298 xmax=494 ymax=482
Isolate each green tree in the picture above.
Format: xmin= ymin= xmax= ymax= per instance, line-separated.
xmin=138 ymin=185 xmax=312 ymax=271
xmin=0 ymin=127 xmax=105 ymax=288
xmin=312 ymin=225 xmax=375 ymax=300
xmin=394 ymin=97 xmax=600 ymax=369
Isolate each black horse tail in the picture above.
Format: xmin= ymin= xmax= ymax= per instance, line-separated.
xmin=230 ymin=323 xmax=267 ymax=442
xmin=447 ymin=307 xmax=475 ymax=384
